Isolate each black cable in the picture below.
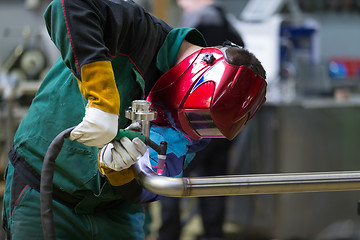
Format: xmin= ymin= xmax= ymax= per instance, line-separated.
xmin=40 ymin=127 xmax=74 ymax=240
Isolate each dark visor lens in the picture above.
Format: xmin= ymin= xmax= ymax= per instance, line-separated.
xmin=185 ymin=112 xmax=223 ymax=137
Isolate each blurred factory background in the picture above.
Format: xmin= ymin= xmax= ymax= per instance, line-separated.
xmin=1 ymin=0 xmax=360 ymax=239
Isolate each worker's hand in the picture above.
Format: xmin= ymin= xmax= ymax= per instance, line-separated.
xmin=99 ymin=137 xmax=147 ymax=171
xmin=69 ymin=107 xmax=118 ymax=148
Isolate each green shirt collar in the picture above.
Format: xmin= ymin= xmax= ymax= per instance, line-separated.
xmin=156 ymin=28 xmax=206 ymax=73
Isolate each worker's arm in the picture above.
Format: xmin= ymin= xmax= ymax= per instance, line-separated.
xmin=68 ymin=61 xmax=120 ymax=148
xmin=44 ymin=0 xmax=120 ymax=148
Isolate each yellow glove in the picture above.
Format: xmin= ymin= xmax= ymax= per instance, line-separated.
xmin=70 ymin=60 xmax=120 ymax=148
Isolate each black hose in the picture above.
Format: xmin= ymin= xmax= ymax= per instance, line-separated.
xmin=40 ymin=127 xmax=74 ymax=240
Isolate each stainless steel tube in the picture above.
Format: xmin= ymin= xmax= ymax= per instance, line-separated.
xmin=133 ymin=163 xmax=360 ymax=197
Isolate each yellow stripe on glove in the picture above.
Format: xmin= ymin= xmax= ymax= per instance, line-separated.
xmin=98 ymin=162 xmax=136 ymax=186
xmin=78 ymin=60 xmax=120 ymax=114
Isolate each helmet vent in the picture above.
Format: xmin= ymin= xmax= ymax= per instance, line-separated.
xmin=202 ymin=52 xmax=215 ymax=64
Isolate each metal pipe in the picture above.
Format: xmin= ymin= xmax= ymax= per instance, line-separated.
xmin=133 ymin=164 xmax=360 ymax=197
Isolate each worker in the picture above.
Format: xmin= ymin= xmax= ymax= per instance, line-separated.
xmin=1 ymin=0 xmax=266 ymax=239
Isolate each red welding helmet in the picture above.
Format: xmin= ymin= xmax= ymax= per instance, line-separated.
xmin=147 ymin=44 xmax=267 ymax=140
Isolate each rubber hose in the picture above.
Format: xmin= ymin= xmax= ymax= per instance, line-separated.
xmin=40 ymin=127 xmax=74 ymax=240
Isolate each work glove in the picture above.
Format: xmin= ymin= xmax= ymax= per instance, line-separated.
xmin=69 ymin=107 xmax=118 ymax=148
xmin=98 ymin=122 xmax=149 ymax=186
xmin=99 ymin=137 xmax=147 ymax=171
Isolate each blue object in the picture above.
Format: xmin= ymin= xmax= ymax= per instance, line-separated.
xmin=328 ymin=60 xmax=348 ymax=79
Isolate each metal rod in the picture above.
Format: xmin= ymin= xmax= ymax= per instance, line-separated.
xmin=133 ymin=165 xmax=360 ymax=197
